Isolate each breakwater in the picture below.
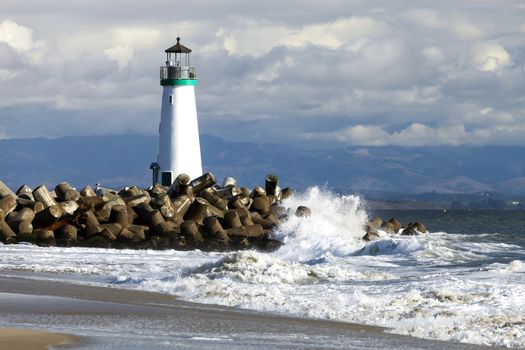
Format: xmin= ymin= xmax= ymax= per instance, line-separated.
xmin=0 ymin=174 xmax=300 ymax=251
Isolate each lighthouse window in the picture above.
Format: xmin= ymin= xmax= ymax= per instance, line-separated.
xmin=168 ymin=95 xmax=173 ymax=104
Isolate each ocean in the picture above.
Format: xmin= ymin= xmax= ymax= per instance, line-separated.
xmin=0 ymin=186 xmax=524 ymax=348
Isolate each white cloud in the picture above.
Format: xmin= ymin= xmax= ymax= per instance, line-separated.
xmin=404 ymin=9 xmax=484 ymax=39
xmin=0 ymin=20 xmax=45 ymax=65
xmin=322 ymin=124 xmax=391 ymax=146
xmin=104 ymin=45 xmax=134 ymax=69
xmin=0 ymin=20 xmax=34 ymax=52
xmin=216 ymin=16 xmax=386 ymax=57
xmin=451 ymin=18 xmax=484 ymax=39
xmin=472 ymin=42 xmax=511 ymax=72
xmin=112 ymin=28 xmax=161 ymax=49
xmin=0 ymin=1 xmax=524 ymax=146
xmin=309 ymin=119 xmax=525 ymax=147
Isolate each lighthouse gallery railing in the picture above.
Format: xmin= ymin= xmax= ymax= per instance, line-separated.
xmin=160 ymin=66 xmax=197 ymax=80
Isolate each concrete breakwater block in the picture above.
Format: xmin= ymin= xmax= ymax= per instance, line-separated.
xmin=0 ymin=175 xmax=305 ymax=252
xmin=363 ymin=217 xmax=428 ymax=241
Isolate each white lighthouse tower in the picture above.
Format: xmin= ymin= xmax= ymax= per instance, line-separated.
xmin=154 ymin=37 xmax=202 ymax=186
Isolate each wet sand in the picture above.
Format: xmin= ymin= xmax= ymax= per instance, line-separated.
xmin=0 ymin=327 xmax=78 ymax=349
xmin=0 ymin=274 xmax=503 ymax=349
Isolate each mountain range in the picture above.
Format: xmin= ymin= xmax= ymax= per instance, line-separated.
xmin=1 ymin=134 xmax=525 ymax=195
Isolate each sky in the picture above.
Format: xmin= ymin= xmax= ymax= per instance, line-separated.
xmin=0 ymin=0 xmax=524 ymax=147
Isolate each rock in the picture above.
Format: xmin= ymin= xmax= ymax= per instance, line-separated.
xmin=0 ymin=195 xmax=17 ymax=215
xmin=180 ymin=220 xmax=203 ymax=243
xmin=109 ymin=205 xmax=130 ymax=228
xmin=401 ymin=225 xmax=419 ymax=236
xmin=16 ymin=198 xmax=44 ymax=213
xmin=55 ymin=224 xmax=77 ymax=241
xmin=265 ymin=174 xmax=280 ymax=198
xmin=200 ymin=188 xmax=228 ymax=211
xmin=150 ymin=235 xmax=170 ymax=249
xmin=269 ymin=205 xmax=288 ymax=219
xmin=226 ymin=224 xmax=265 ymax=239
xmin=8 ymin=220 xmax=33 ymax=235
xmin=168 ymin=174 xmax=191 ymax=198
xmin=35 ymin=229 xmax=55 ymax=245
xmin=128 ymin=225 xmax=147 ymax=241
xmin=55 ymin=182 xmax=81 ymax=202
xmin=259 ymin=238 xmax=283 ymax=252
xmin=380 ymin=221 xmax=395 ymax=234
xmin=189 ymin=172 xmax=216 ymax=195
xmin=0 ymin=220 xmax=17 ymax=243
xmin=184 ymin=198 xmax=209 ymax=225
xmin=0 ymin=175 xmax=320 ymax=251
xmin=235 ymin=207 xmax=254 ymax=226
xmin=154 ymin=221 xmax=179 ymax=239
xmin=362 ymin=225 xmax=381 ymax=241
xmin=99 ymin=228 xmax=117 ymax=241
xmin=171 ymin=195 xmax=192 ymax=220
xmin=117 ymin=227 xmax=144 ymax=244
xmin=250 ymin=195 xmax=270 ymax=215
xmin=148 ymin=184 xmax=166 ymax=197
xmin=16 ymin=231 xmax=37 ymax=244
xmin=216 ymin=185 xmax=240 ymax=200
xmin=118 ymin=186 xmax=137 ymax=197
xmin=0 ymin=180 xmax=17 ymax=199
xmin=368 ymin=217 xmax=383 ymax=228
xmin=400 ymin=222 xmax=427 ymax=236
xmin=32 ymin=185 xmax=57 ymax=208
xmin=295 ymin=206 xmax=311 ymax=217
xmin=203 ymin=216 xmax=228 ymax=242
xmin=280 ymin=187 xmax=293 ymax=201
xmin=100 ymin=223 xmax=122 ymax=238
xmin=223 ymin=210 xmax=242 ymax=229
xmin=388 ymin=218 xmax=402 ymax=233
xmin=251 ymin=212 xmax=277 ymax=229
xmin=80 ymin=186 xmax=97 ymax=197
xmin=8 ymin=207 xmax=35 ymax=223
xmin=80 ymin=235 xmax=111 ymax=248
xmin=59 ymin=200 xmax=79 ymax=216
xmin=34 ymin=205 xmax=64 ymax=227
xmin=16 ymin=184 xmax=34 ymax=200
xmin=414 ymin=222 xmax=427 ymax=233
xmin=147 ymin=210 xmax=165 ymax=228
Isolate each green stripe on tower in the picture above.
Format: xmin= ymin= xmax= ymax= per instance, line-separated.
xmin=160 ymin=79 xmax=198 ymax=86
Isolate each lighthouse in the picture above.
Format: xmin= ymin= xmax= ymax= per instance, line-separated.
xmin=153 ymin=37 xmax=202 ymax=186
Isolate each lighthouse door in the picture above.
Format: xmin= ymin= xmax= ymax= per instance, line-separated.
xmin=161 ymin=172 xmax=172 ymax=186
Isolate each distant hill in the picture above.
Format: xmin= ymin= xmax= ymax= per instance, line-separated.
xmin=1 ymin=134 xmax=525 ymax=195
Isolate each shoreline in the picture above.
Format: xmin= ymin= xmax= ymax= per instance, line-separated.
xmin=0 ymin=273 xmax=503 ymax=349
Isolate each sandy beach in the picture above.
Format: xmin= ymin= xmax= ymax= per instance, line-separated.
xmin=0 ymin=273 xmax=504 ymax=350
xmin=0 ymin=327 xmax=78 ymax=350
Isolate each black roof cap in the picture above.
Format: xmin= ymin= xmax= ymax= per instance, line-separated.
xmin=165 ymin=37 xmax=192 ymax=53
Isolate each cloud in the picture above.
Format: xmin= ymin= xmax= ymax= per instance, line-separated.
xmin=308 ymin=122 xmax=525 ymax=146
xmin=105 ymin=45 xmax=134 ymax=69
xmin=472 ymin=42 xmax=511 ymax=72
xmin=404 ymin=9 xmax=484 ymax=39
xmin=0 ymin=20 xmax=34 ymax=52
xmin=216 ymin=16 xmax=386 ymax=57
xmin=0 ymin=1 xmax=524 ymax=147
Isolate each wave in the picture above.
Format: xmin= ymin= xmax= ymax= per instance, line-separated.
xmin=272 ymin=186 xmax=368 ymax=261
